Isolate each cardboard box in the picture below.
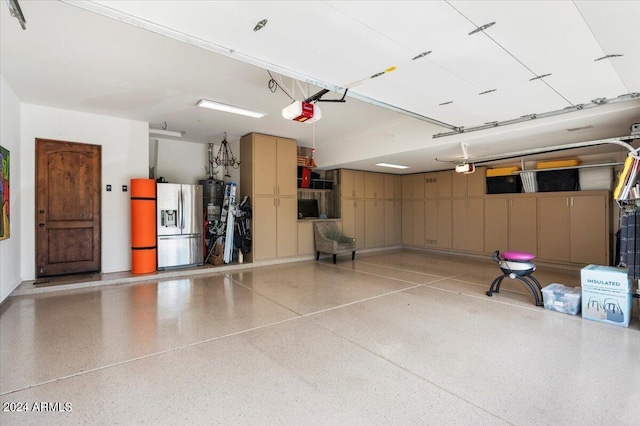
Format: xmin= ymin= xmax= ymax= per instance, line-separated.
xmin=581 ymin=265 xmax=633 ymax=327
xmin=542 ymin=283 xmax=581 ymax=315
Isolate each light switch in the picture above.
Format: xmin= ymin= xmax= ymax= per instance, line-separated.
xmin=106 ymin=185 xmax=112 ymax=191
xmin=122 ymin=185 xmax=128 ymax=192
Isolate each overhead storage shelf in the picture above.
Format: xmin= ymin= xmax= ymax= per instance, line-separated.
xmin=512 ymin=162 xmax=623 ymax=174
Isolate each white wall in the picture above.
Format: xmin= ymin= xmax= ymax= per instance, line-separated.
xmin=0 ymin=76 xmax=22 ymax=302
xmin=20 ymin=105 xmax=148 ymax=280
xmin=155 ymin=137 xmax=241 ymax=190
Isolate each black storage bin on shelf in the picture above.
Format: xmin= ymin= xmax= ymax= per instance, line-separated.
xmin=536 ymin=169 xmax=579 ymax=192
xmin=486 ymin=175 xmax=522 ymax=194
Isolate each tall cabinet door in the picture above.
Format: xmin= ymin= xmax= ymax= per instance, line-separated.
xmin=365 ymin=173 xmax=384 ymax=199
xmin=354 ymin=200 xmax=366 ymax=250
xmin=342 ymin=199 xmax=365 ymax=249
xmin=253 ymin=197 xmax=277 ymax=260
xmin=570 ymin=195 xmax=607 ymax=264
xmin=276 ymin=197 xmax=298 ymax=257
xmin=253 ymin=135 xmax=277 ymax=196
xmin=383 ymin=199 xmax=402 ymax=246
xmin=276 ymin=138 xmax=297 ymax=196
xmin=384 ymin=175 xmax=401 ymax=200
xmin=402 ymin=175 xmax=413 ymax=199
xmin=412 ymin=200 xmax=425 ymax=246
xmin=467 ymin=198 xmax=484 ymax=252
xmin=452 ymin=199 xmax=468 ymax=250
xmin=538 ymin=196 xmax=570 ymax=262
xmin=437 ymin=200 xmax=452 ymax=249
xmin=509 ymin=197 xmax=537 ymax=255
xmin=365 ymin=200 xmax=384 ymax=248
xmin=342 ymin=199 xmax=355 ymax=240
xmin=424 ymin=199 xmax=438 ymax=246
xmin=402 ymin=200 xmax=413 ymax=245
xmin=484 ymin=198 xmax=508 ymax=253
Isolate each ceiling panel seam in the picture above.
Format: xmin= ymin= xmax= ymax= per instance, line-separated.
xmin=59 ymin=0 xmax=459 ymax=131
xmin=573 ymin=1 xmax=630 ymax=94
xmin=446 ymin=0 xmax=575 ymax=107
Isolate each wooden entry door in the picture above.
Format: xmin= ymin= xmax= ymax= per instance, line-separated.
xmin=36 ymin=139 xmax=101 ymax=277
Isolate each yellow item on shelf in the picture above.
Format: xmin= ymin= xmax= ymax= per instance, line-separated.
xmin=535 ymin=159 xmax=581 ymax=169
xmin=613 ymin=155 xmax=636 ymax=199
xmin=486 ymin=167 xmax=520 ymax=177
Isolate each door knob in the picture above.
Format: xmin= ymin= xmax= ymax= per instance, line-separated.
xmin=39 ymin=223 xmax=44 ymax=227
xmin=39 ymin=210 xmax=44 ymax=214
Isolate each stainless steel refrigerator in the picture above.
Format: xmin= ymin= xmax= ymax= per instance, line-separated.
xmin=156 ymin=183 xmax=204 ymax=269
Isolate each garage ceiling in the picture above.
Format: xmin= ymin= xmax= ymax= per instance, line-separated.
xmin=1 ymin=0 xmax=639 ymax=173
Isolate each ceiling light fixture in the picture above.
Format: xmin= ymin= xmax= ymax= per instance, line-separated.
xmin=212 ymin=132 xmax=240 ymax=177
xmin=149 ymin=128 xmax=185 ymax=138
xmin=594 ymin=54 xmax=623 ymax=61
xmin=375 ymin=163 xmax=409 ymax=169
xmin=468 ymin=21 xmax=495 ymax=35
xmin=529 ymin=73 xmax=552 ymax=81
xmin=412 ymin=51 xmax=432 ymax=60
xmin=253 ymin=19 xmax=268 ymax=32
xmin=6 ymin=0 xmax=26 ymax=30
xmin=196 ymin=99 xmax=266 ymax=118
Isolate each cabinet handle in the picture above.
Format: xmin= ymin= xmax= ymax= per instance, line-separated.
xmin=571 ymin=197 xmax=574 ymax=207
xmin=352 ymin=190 xmax=355 ymax=197
xmin=273 ymin=186 xmax=276 ymax=194
xmin=566 ymin=198 xmax=569 ymax=206
xmin=277 ymin=186 xmax=280 ymax=194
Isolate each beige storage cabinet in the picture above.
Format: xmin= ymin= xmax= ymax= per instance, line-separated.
xmin=297 ymin=220 xmax=314 ymax=256
xmin=452 ymin=198 xmax=484 ymax=252
xmin=424 ymin=171 xmax=453 ymax=249
xmin=484 ymin=196 xmax=537 ymax=255
xmin=537 ymin=192 xmax=609 ymax=265
xmin=240 ymin=133 xmax=298 ymax=262
xmin=384 ymin=199 xmax=402 ymax=246
xmin=452 ymin=167 xmax=486 ymax=198
xmin=339 ymin=169 xmax=401 ymax=250
xmin=341 ymin=198 xmax=366 ymax=250
xmin=384 ymin=175 xmax=402 ymax=200
xmin=341 ymin=169 xmax=365 ymax=199
xmin=383 ymin=175 xmax=402 ymax=246
xmin=364 ymin=200 xmax=385 ymax=248
xmin=364 ymin=173 xmax=384 ymax=199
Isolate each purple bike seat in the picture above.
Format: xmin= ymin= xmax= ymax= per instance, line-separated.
xmin=501 ymin=251 xmax=535 ymax=261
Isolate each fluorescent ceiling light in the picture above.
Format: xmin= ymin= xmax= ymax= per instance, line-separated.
xmin=197 ymin=99 xmax=266 ymax=118
xmin=375 ymin=163 xmax=409 ymax=169
xmin=149 ymin=128 xmax=185 ymax=138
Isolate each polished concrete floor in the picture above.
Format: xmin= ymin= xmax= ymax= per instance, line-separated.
xmin=1 ymin=250 xmax=638 ymax=425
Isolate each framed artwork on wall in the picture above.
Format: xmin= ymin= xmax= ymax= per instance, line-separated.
xmin=0 ymin=145 xmax=9 ymax=240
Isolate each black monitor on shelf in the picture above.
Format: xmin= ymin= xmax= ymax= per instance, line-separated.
xmin=298 ymin=199 xmax=319 ymax=219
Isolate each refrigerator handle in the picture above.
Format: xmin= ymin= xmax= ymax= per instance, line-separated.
xmin=180 ymin=189 xmax=185 ymax=230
